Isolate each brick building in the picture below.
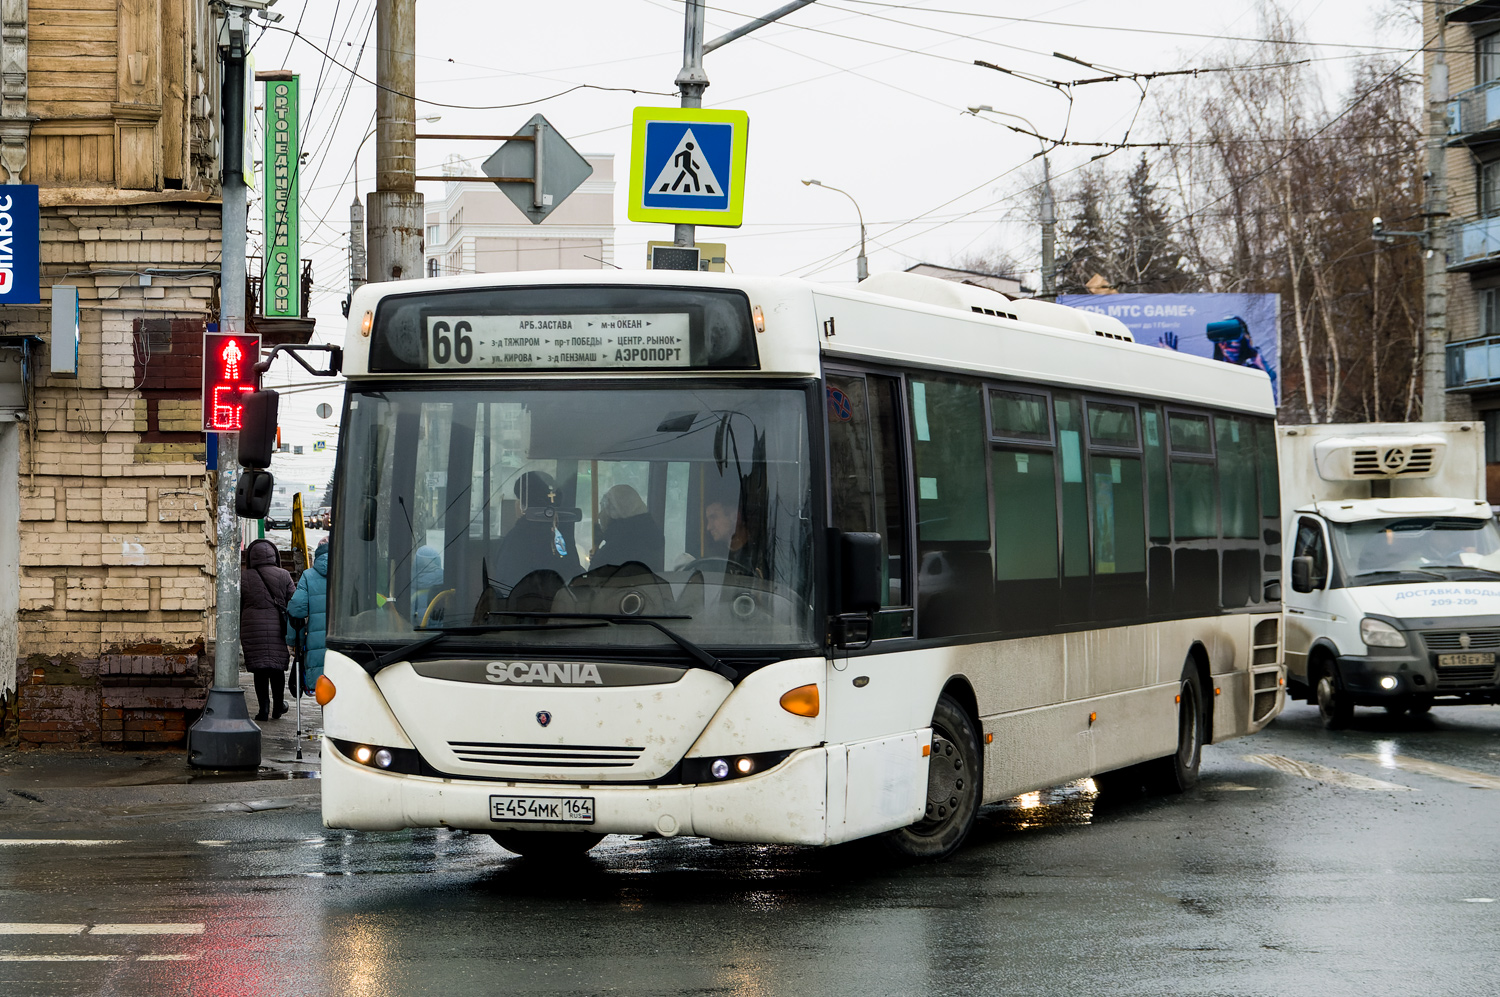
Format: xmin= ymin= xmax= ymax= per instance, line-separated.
xmin=0 ymin=0 xmax=226 ymax=746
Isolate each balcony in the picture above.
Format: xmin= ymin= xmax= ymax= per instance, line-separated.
xmin=1446 ymin=335 xmax=1500 ymax=391
xmin=1446 ymin=0 xmax=1500 ymax=23
xmin=1448 ymin=81 xmax=1500 ymax=140
xmin=1448 ymin=215 xmax=1500 ymax=271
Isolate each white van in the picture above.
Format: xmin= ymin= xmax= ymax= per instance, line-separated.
xmin=1280 ymin=422 xmax=1500 ymax=726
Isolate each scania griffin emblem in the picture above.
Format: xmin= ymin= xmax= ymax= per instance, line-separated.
xmin=535 ymin=710 xmax=553 ymax=727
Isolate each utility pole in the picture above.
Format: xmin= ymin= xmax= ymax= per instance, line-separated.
xmin=366 ymin=0 xmax=422 ymax=283
xmin=1422 ymin=6 xmax=1450 ymax=420
xmin=671 ymin=0 xmax=818 ymax=251
xmin=189 ymin=0 xmax=260 ymax=768
xmin=1040 ymin=155 xmax=1056 ymax=299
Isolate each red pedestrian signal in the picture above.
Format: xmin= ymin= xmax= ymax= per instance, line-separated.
xmin=202 ymin=332 xmax=261 ymax=432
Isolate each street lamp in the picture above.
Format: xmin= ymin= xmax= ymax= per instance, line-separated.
xmin=802 ymin=179 xmax=868 ymax=282
xmin=967 ymin=105 xmax=1055 ymax=298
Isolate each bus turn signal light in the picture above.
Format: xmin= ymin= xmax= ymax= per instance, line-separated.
xmin=314 ymin=675 xmax=336 ymax=706
xmin=779 ymin=684 xmax=819 ymax=717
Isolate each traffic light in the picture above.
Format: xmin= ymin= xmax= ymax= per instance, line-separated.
xmin=202 ymin=332 xmax=261 ymax=432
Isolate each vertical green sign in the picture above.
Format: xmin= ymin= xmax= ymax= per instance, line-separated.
xmin=264 ymin=76 xmax=299 ymax=317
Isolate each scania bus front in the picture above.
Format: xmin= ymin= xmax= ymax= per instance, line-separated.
xmin=318 ymin=278 xmax=843 ymax=855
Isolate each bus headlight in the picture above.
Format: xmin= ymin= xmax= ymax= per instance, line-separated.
xmin=684 ymin=750 xmax=794 ymax=784
xmin=330 ymin=738 xmax=421 ymax=775
xmin=1360 ymin=618 xmax=1406 ymax=648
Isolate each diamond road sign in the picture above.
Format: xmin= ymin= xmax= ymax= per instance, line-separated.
xmin=483 ymin=114 xmax=593 ymax=225
xmin=628 ymin=106 xmax=749 ymax=228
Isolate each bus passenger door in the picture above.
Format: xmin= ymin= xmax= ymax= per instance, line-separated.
xmin=825 ymin=370 xmax=913 ymax=643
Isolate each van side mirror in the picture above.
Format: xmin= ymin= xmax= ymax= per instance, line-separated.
xmin=235 ymin=468 xmax=275 ymax=519
xmin=1290 ymin=555 xmax=1316 ymax=593
xmin=238 ymin=390 xmax=280 ymax=469
xmin=839 ymin=532 xmax=883 ymax=614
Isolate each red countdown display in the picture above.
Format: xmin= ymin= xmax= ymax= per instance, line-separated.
xmin=202 ymin=332 xmax=260 ymax=432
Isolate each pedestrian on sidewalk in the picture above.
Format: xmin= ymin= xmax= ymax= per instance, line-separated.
xmin=241 ymin=538 xmax=294 ymax=721
xmin=287 ymin=538 xmax=329 ymax=694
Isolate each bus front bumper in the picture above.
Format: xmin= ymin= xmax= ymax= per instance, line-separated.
xmin=321 ymin=736 xmax=832 ymax=845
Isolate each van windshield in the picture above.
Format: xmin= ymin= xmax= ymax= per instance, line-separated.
xmin=1332 ymin=517 xmax=1500 ymax=582
xmin=328 ymin=383 xmax=817 ymax=654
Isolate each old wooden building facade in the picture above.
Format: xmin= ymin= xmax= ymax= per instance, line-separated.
xmin=0 ymin=0 xmax=225 ymax=746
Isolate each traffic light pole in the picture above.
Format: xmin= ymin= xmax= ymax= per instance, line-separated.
xmin=189 ymin=3 xmax=260 ymax=768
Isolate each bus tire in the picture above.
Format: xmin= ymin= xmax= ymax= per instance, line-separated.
xmin=1150 ymin=660 xmax=1204 ymax=794
xmin=489 ymin=831 xmax=605 ymax=858
xmin=883 ymin=693 xmax=981 ymax=861
xmin=1315 ymin=664 xmax=1353 ymax=729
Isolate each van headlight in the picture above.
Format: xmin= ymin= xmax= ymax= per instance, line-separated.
xmin=1360 ymin=618 xmax=1406 ymax=648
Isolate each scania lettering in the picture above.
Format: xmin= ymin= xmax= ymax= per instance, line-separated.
xmin=317 ymin=270 xmax=1283 ymax=860
xmin=1279 ymin=421 xmax=1500 ymax=726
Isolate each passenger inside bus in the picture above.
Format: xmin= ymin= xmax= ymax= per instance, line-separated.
xmin=491 ymin=471 xmax=582 ymax=591
xmin=592 ymin=484 xmax=661 ymax=572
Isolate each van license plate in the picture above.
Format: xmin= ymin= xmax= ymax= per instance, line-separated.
xmin=489 ymin=795 xmax=594 ymax=824
xmin=1437 ymin=653 xmax=1496 ymax=667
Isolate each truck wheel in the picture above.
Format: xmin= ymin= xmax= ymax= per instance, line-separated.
xmin=884 ymin=694 xmax=981 ymax=861
xmin=489 ymin=831 xmax=605 ymax=858
xmin=1316 ymin=668 xmax=1353 ymax=729
xmin=1408 ymin=696 xmax=1433 ymax=715
xmin=1151 ymin=661 xmax=1205 ymax=793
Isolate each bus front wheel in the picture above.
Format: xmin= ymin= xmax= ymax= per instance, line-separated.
xmin=489 ymin=831 xmax=605 ymax=859
xmin=884 ymin=694 xmax=981 ymax=861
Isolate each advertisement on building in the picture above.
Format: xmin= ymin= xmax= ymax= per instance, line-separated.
xmin=263 ymin=75 xmax=300 ymax=317
xmin=0 ymin=185 xmax=40 ymax=305
xmin=1059 ymin=293 xmax=1281 ymax=404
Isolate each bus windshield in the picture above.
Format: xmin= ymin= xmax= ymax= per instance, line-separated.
xmin=1332 ymin=516 xmax=1500 ymax=582
xmin=329 ymin=383 xmax=816 ymax=654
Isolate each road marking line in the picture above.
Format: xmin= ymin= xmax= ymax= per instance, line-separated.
xmin=0 ymin=840 xmax=124 ymax=847
xmin=137 ymin=954 xmax=198 ymax=961
xmin=196 ymin=840 xmax=231 ymax=847
xmin=1241 ymin=754 xmax=1413 ymax=791
xmin=1346 ymin=753 xmax=1500 ymax=790
xmin=90 ymin=924 xmax=204 ymax=935
xmin=0 ymin=924 xmax=87 ymax=935
xmin=1464 ymin=898 xmax=1495 ymax=903
xmin=0 ymin=954 xmax=126 ymax=962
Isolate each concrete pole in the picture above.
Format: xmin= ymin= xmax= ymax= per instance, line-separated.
xmin=1040 ymin=156 xmax=1056 ymax=300
xmin=189 ymin=10 xmax=260 ymax=768
xmin=1422 ymin=9 xmax=1450 ymax=420
xmin=673 ymin=0 xmax=707 ymax=250
xmin=366 ymin=0 xmax=423 ymax=282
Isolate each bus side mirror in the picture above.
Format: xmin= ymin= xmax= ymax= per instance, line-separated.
xmin=235 ymin=468 xmax=274 ymax=519
xmin=840 ymin=532 xmax=883 ymax=614
xmin=1290 ymin=556 xmax=1315 ymax=593
xmin=238 ymin=390 xmax=280 ymax=469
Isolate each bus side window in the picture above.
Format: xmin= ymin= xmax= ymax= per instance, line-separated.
xmin=911 ymin=376 xmax=994 ymax=638
xmin=1142 ymin=406 xmax=1172 ymax=615
xmin=827 ymin=372 xmax=907 ymax=610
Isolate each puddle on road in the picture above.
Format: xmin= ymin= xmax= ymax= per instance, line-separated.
xmin=976 ymin=780 xmax=1098 ymax=834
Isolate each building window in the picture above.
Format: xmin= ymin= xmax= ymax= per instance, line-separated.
xmin=426 ymin=225 xmax=440 ymax=245
xmin=1485 ymin=411 xmax=1500 ymax=464
xmin=1481 ymin=33 xmax=1500 ymax=86
xmin=1481 ymin=159 xmax=1500 ymax=218
xmin=427 ymin=258 xmax=439 ymax=278
xmin=1481 ymin=287 xmax=1499 ymax=338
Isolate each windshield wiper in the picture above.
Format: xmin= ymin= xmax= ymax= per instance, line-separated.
xmin=1417 ymin=564 xmax=1500 ymax=576
xmin=1350 ymin=568 xmax=1447 ymax=582
xmin=481 ymin=611 xmax=739 ymax=682
xmin=362 ymin=621 xmax=608 ymax=675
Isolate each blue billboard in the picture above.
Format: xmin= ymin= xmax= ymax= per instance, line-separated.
xmin=0 ymin=185 xmax=40 ymax=305
xmin=1059 ymin=293 xmax=1280 ymax=403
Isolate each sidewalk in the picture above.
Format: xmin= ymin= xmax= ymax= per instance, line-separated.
xmin=0 ymin=669 xmax=322 ymax=793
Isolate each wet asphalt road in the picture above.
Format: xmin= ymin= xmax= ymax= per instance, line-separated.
xmin=2 ymin=701 xmax=1499 ymax=997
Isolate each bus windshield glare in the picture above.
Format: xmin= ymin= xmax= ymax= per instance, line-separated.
xmin=329 ymin=384 xmax=816 ymax=653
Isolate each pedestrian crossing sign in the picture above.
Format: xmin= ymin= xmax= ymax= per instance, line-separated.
xmin=629 ymin=107 xmax=749 ymax=227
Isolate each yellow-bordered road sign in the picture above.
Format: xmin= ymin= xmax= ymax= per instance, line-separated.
xmin=628 ymin=107 xmax=749 ymax=227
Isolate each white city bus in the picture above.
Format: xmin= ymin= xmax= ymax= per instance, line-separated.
xmin=317 ymin=269 xmax=1284 ymax=860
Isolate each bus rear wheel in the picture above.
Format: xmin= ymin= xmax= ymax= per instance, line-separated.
xmin=489 ymin=831 xmax=605 ymax=859
xmin=884 ymin=693 xmax=981 ymax=861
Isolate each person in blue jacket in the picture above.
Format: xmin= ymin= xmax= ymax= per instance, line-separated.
xmin=287 ymin=539 xmax=329 ymax=693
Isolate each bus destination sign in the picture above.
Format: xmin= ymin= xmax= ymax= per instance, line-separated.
xmin=423 ymin=313 xmax=692 ymax=370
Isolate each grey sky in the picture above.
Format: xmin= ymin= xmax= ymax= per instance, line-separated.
xmin=249 ymin=0 xmax=1416 ymax=485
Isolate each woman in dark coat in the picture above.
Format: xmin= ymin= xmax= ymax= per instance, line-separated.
xmin=241 ymin=538 xmax=294 ymax=721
